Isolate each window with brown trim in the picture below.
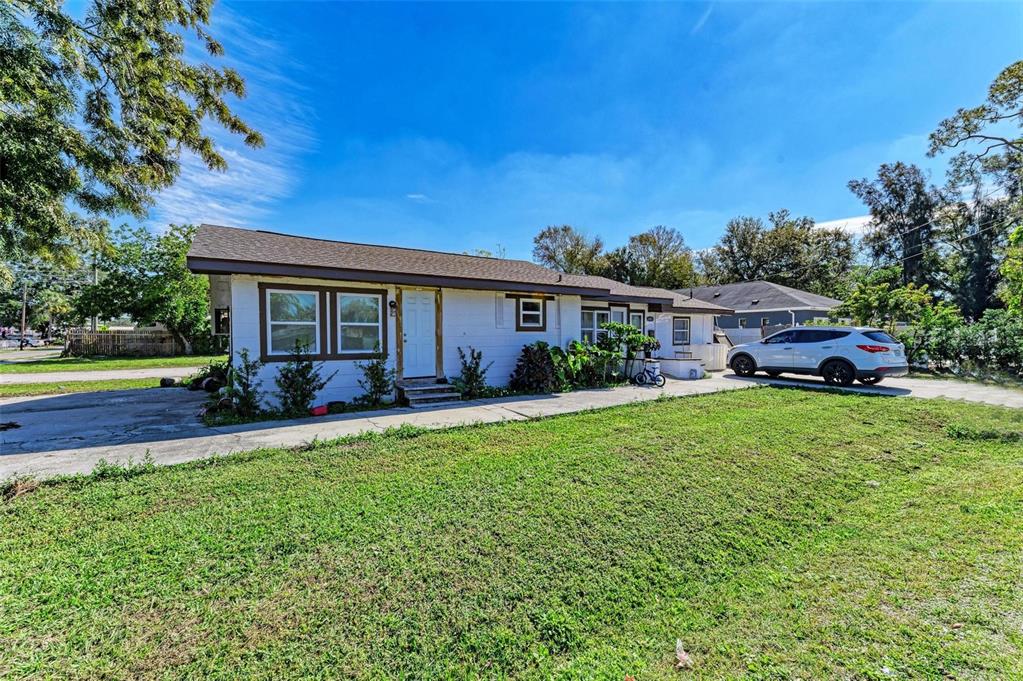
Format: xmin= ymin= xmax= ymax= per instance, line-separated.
xmin=266 ymin=289 xmax=320 ymax=355
xmin=338 ymin=292 xmax=383 ymax=353
xmin=672 ymin=316 xmax=691 ymax=345
xmin=258 ymin=283 xmax=386 ymax=362
xmin=516 ymin=297 xmax=546 ymax=331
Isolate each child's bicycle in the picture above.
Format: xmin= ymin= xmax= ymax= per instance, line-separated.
xmin=632 ymin=360 xmax=666 ymax=387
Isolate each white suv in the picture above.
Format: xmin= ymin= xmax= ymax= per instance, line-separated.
xmin=727 ymin=326 xmax=909 ymax=386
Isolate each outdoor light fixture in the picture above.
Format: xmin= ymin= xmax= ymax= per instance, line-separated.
xmin=388 ymin=300 xmax=398 ymax=316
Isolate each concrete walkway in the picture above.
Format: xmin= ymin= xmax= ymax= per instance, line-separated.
xmin=1 ymin=373 xmax=1020 ymax=480
xmin=0 ymin=366 xmax=195 ymax=385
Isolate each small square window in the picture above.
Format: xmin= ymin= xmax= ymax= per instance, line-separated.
xmin=517 ymin=298 xmax=545 ymax=330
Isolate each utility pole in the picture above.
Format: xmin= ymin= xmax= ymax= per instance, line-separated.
xmin=19 ymin=280 xmax=27 ymax=351
xmin=90 ymin=256 xmax=98 ymax=332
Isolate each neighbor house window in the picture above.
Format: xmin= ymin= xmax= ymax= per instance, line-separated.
xmin=629 ymin=311 xmax=644 ymax=330
xmin=672 ymin=317 xmax=690 ymax=345
xmin=267 ymin=290 xmax=319 ymax=354
xmin=738 ymin=318 xmax=748 ymax=328
xmin=338 ymin=292 xmax=383 ymax=352
xmin=516 ymin=297 xmax=546 ymax=331
xmin=214 ymin=307 xmax=230 ymax=335
xmin=581 ymin=309 xmax=610 ymax=343
xmin=610 ymin=307 xmax=627 ymax=324
xmin=760 ymin=317 xmax=770 ymax=328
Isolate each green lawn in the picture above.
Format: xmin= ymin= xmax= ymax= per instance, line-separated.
xmin=0 ymin=378 xmax=165 ymax=397
xmin=2 ymin=389 xmax=1021 ymax=679
xmin=0 ymin=354 xmax=226 ymax=374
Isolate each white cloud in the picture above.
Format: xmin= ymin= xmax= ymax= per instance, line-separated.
xmin=146 ymin=6 xmax=314 ymax=229
xmin=405 ymin=193 xmax=433 ymax=203
xmin=816 ymin=215 xmax=872 ymax=235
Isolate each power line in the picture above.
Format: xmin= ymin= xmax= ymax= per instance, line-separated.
xmin=727 ymin=201 xmax=1021 ymax=287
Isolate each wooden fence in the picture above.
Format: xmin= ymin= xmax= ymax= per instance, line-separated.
xmin=66 ymin=329 xmax=185 ymax=357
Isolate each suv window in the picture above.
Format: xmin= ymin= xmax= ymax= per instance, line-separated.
xmin=791 ymin=329 xmax=850 ymax=343
xmin=862 ymin=330 xmax=898 ymax=343
xmin=763 ymin=330 xmax=794 ymax=344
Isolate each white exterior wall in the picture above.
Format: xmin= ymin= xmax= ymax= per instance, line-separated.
xmin=228 ymin=275 xmax=592 ymax=405
xmin=226 ymin=273 xmax=729 ymax=404
xmin=230 ymin=274 xmax=398 ymax=408
xmin=653 ymin=312 xmax=725 ymax=370
xmin=441 ymin=290 xmax=582 ymax=387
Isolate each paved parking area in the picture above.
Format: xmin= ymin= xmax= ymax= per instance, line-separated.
xmin=2 ymin=373 xmax=1020 ymax=480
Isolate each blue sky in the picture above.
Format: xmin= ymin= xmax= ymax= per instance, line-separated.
xmin=149 ymin=1 xmax=1022 ymax=258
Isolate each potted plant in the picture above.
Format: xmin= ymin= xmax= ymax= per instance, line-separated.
xmin=639 ymin=335 xmax=660 ymax=360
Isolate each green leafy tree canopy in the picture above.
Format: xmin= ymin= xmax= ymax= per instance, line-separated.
xmin=929 ymin=60 xmax=1023 ymax=193
xmin=74 ymin=224 xmax=209 ymax=349
xmin=1 ymin=0 xmax=262 ymax=280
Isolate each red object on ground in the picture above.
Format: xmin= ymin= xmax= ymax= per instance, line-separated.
xmin=309 ymin=405 xmax=328 ymax=416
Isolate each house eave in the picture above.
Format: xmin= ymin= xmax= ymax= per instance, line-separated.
xmin=186 ymin=256 xmax=611 ymax=297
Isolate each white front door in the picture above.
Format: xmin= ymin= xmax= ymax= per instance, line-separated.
xmin=401 ymin=289 xmax=437 ymax=377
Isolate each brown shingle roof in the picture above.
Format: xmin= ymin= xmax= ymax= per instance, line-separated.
xmin=189 ymin=224 xmax=611 ymax=294
xmin=564 ymin=274 xmax=733 ymax=313
xmin=187 ymin=224 xmax=732 ymax=313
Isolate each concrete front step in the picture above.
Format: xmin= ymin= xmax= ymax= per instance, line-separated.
xmin=399 ymin=383 xmax=456 ymax=395
xmin=406 ymin=391 xmax=463 ymax=409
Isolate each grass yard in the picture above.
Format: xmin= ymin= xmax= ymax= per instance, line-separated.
xmin=0 ymin=354 xmax=226 ymax=374
xmin=2 ymin=389 xmax=1021 ymax=679
xmin=0 ymin=378 xmax=165 ymax=397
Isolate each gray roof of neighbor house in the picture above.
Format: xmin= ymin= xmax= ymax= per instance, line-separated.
xmin=187 ymin=224 xmax=733 ymax=313
xmin=682 ymin=281 xmax=842 ymax=313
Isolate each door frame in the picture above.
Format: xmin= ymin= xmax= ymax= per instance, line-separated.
xmin=395 ymin=287 xmax=443 ymax=380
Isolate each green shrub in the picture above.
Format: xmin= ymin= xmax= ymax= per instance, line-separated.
xmin=452 ymin=346 xmax=493 ymax=399
xmin=225 ymin=348 xmax=263 ymax=417
xmin=509 ymin=341 xmax=560 ymax=393
xmin=274 ymin=341 xmax=337 ymax=416
xmin=906 ymin=307 xmax=1023 ymax=377
xmin=185 ymin=358 xmax=228 ymax=388
xmin=356 ymin=347 xmax=395 ymax=406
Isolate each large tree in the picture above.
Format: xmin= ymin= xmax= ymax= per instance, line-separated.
xmin=531 ymin=225 xmax=605 ymax=274
xmin=929 ymin=60 xmax=1023 ymax=193
xmin=0 ymin=0 xmax=262 ymax=283
xmin=848 ymin=162 xmax=944 ymax=289
xmin=74 ymin=224 xmax=210 ymax=350
xmin=940 ymin=192 xmax=1012 ymax=319
xmin=700 ymin=210 xmax=854 ymax=297
xmin=620 ymin=225 xmax=698 ymax=289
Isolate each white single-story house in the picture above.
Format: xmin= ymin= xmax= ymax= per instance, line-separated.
xmin=188 ymin=224 xmax=732 ymax=406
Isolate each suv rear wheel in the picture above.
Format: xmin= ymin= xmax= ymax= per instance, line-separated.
xmin=821 ymin=359 xmax=855 ymax=387
xmin=731 ymin=354 xmax=756 ymax=377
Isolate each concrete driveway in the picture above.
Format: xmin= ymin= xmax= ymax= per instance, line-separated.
xmin=2 ymin=373 xmax=1020 ymax=480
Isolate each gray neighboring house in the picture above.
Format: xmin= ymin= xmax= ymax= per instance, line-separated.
xmin=683 ymin=281 xmax=842 ymax=331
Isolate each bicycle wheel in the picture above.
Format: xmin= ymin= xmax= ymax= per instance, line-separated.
xmin=653 ymin=374 xmax=666 ymax=387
